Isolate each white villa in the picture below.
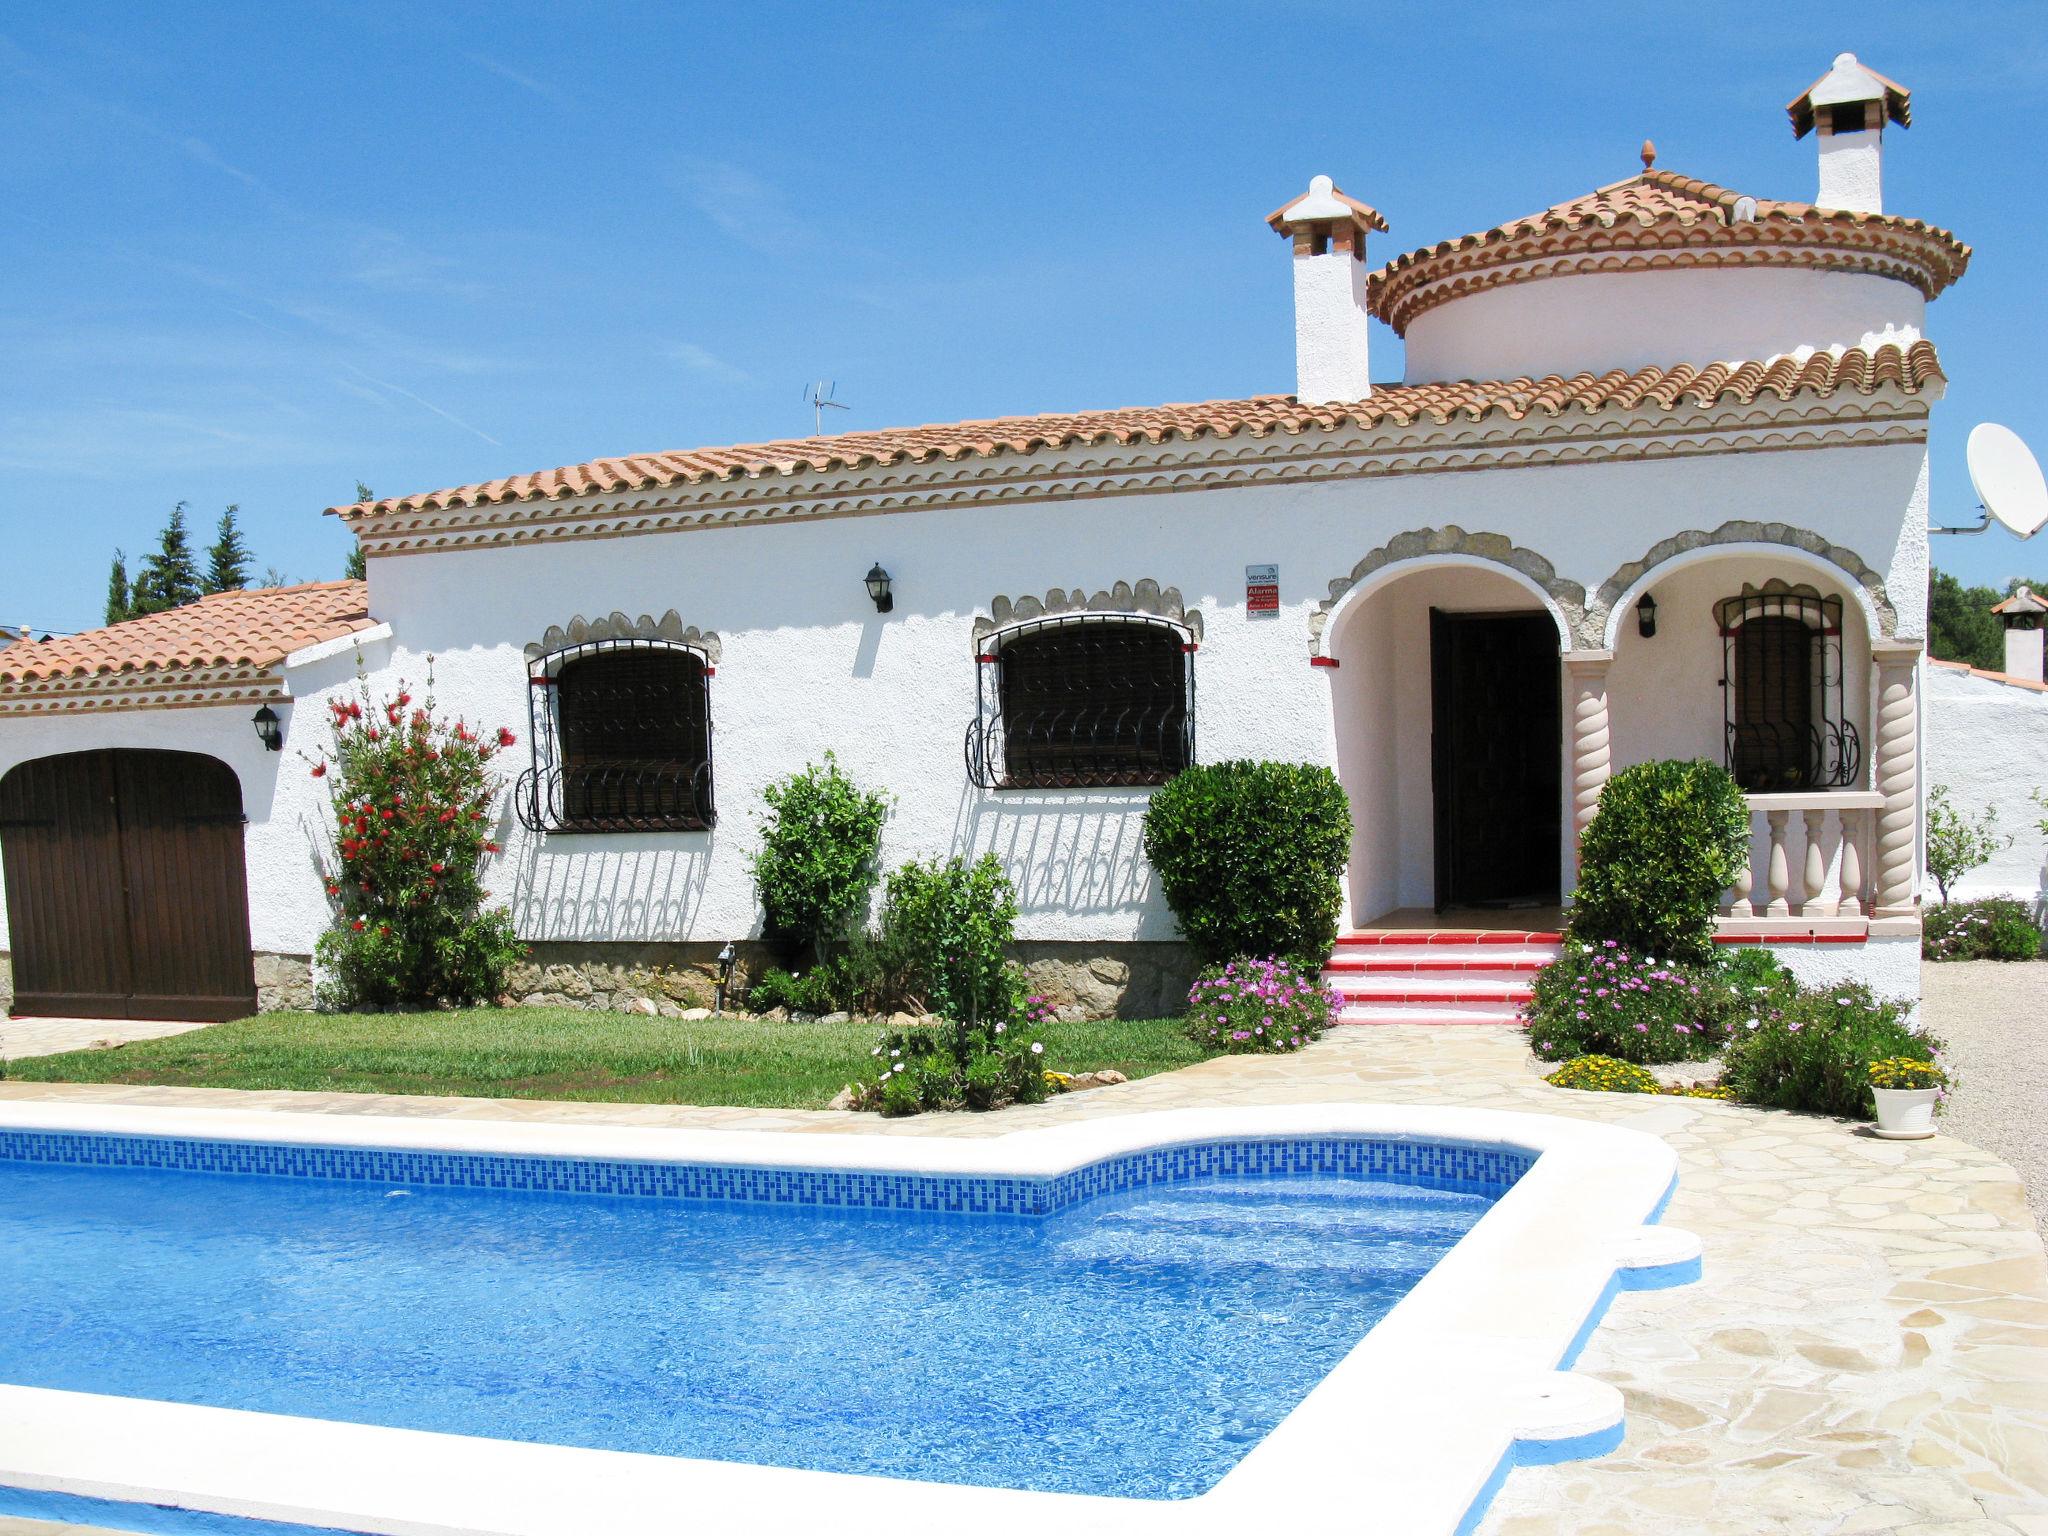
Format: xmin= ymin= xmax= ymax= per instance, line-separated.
xmin=0 ymin=54 xmax=1975 ymax=1022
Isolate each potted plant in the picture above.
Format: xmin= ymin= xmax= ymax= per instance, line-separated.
xmin=1867 ymin=1057 xmax=1946 ymax=1140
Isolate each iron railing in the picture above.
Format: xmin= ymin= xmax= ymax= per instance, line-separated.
xmin=1717 ymin=590 xmax=1859 ymax=792
xmin=965 ymin=613 xmax=1195 ymax=789
xmin=517 ymin=638 xmax=716 ymax=832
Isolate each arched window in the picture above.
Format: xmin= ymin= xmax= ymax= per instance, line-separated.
xmin=967 ymin=616 xmax=1194 ymax=789
xmin=1717 ymin=589 xmax=1858 ymax=791
xmin=517 ymin=640 xmax=714 ymax=831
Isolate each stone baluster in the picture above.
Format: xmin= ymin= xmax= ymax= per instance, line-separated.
xmin=1727 ymin=838 xmax=1753 ymax=916
xmin=1837 ymin=809 xmax=1865 ymax=916
xmin=1564 ymin=650 xmax=1615 ymax=864
xmin=1763 ymin=809 xmax=1792 ymax=917
xmin=1801 ymin=808 xmax=1828 ymax=915
xmin=1871 ymin=642 xmax=1922 ymax=917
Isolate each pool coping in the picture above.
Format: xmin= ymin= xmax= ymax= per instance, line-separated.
xmin=0 ymin=1100 xmax=1699 ymax=1536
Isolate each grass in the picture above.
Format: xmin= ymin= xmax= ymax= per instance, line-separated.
xmin=3 ymin=1009 xmax=1212 ymax=1109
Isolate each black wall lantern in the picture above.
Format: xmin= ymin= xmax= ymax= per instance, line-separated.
xmin=251 ymin=704 xmax=284 ymax=752
xmin=1635 ymin=591 xmax=1658 ymax=639
xmin=865 ymin=562 xmax=894 ymax=614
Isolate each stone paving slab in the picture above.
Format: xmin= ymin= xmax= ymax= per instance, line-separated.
xmin=1 ymin=1026 xmax=2043 ymax=1534
xmin=0 ymin=1016 xmax=211 ymax=1062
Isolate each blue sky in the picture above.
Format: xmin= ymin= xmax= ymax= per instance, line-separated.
xmin=3 ymin=1 xmax=2043 ymax=634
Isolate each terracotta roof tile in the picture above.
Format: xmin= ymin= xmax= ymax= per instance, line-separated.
xmin=1990 ymin=586 xmax=2046 ymax=616
xmin=1369 ymin=167 xmax=1969 ymax=332
xmin=332 ymin=342 xmax=1943 ymax=522
xmin=1928 ymin=656 xmax=2048 ymax=694
xmin=0 ymin=580 xmax=374 ymax=685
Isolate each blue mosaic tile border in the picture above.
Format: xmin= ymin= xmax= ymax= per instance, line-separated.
xmin=0 ymin=1128 xmax=1531 ymax=1218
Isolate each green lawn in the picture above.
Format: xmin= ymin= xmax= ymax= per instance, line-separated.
xmin=4 ymin=1009 xmax=1210 ymax=1109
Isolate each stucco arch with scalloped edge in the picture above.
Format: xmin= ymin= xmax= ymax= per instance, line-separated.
xmin=1311 ymin=527 xmax=1586 ymax=656
xmin=1594 ymin=522 xmax=1894 ymax=650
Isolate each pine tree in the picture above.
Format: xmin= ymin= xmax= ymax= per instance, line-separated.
xmin=343 ymin=482 xmax=373 ymax=580
xmin=132 ymin=503 xmax=203 ymax=616
xmin=203 ymin=504 xmax=252 ymax=594
xmin=104 ymin=550 xmax=132 ymax=626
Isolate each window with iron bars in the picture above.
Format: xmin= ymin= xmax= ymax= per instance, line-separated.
xmin=516 ymin=639 xmax=715 ymax=832
xmin=965 ymin=614 xmax=1195 ymax=789
xmin=1717 ymin=589 xmax=1860 ymax=792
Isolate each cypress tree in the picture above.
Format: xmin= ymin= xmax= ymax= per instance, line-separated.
xmin=134 ymin=503 xmax=203 ymax=615
xmin=203 ymin=504 xmax=252 ymax=594
xmin=343 ymin=482 xmax=372 ymax=580
xmin=104 ymin=550 xmax=132 ymax=625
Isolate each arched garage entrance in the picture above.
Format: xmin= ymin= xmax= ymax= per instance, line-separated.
xmin=0 ymin=750 xmax=257 ymax=1021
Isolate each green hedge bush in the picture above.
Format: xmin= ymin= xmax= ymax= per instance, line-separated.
xmin=1569 ymin=759 xmax=1749 ymax=967
xmin=875 ymin=853 xmax=1020 ymax=1024
xmin=1923 ymin=897 xmax=2043 ymax=962
xmin=751 ymin=755 xmax=888 ymax=962
xmin=1143 ymin=761 xmax=1351 ymax=964
xmin=1720 ymin=982 xmax=1939 ymax=1120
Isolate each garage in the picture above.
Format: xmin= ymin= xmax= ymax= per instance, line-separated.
xmin=0 ymin=748 xmax=257 ymax=1021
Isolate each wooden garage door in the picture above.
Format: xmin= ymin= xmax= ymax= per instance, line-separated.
xmin=0 ymin=749 xmax=257 ymax=1021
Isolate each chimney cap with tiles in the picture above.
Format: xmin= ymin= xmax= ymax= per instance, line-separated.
xmin=1269 ymin=176 xmax=1383 ymax=407
xmin=1787 ymin=52 xmax=1912 ymax=139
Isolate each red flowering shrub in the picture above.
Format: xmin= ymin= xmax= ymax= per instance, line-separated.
xmin=309 ymin=682 xmax=525 ymax=1007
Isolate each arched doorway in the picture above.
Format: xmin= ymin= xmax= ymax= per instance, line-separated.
xmin=1323 ymin=559 xmax=1572 ymax=923
xmin=0 ymin=749 xmax=257 ymax=1020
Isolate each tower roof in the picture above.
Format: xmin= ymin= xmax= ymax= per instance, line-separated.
xmin=1787 ymin=53 xmax=1912 ymax=138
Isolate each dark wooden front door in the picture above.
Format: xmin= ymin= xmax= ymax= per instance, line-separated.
xmin=1430 ymin=611 xmax=1562 ymax=909
xmin=0 ymin=749 xmax=257 ymax=1020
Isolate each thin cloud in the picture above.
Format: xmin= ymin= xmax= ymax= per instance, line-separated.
xmin=674 ymin=160 xmax=799 ymax=251
xmin=466 ymin=52 xmax=568 ymax=104
xmin=342 ymin=365 xmax=502 ymax=446
xmin=667 ymin=342 xmax=753 ymax=385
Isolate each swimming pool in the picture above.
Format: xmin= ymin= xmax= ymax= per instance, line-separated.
xmin=0 ymin=1102 xmax=1697 ymax=1535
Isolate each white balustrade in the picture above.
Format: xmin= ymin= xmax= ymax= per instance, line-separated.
xmin=1720 ymin=791 xmax=1884 ymax=922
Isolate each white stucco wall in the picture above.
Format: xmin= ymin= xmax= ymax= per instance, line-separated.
xmin=1923 ymin=664 xmax=2048 ymax=905
xmin=1402 ymin=267 xmax=1925 ymax=384
xmin=0 ymin=434 xmax=1933 ymax=962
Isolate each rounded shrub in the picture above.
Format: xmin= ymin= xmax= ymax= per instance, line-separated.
xmin=751 ymin=755 xmax=888 ymax=962
xmin=1923 ymin=897 xmax=2044 ymax=962
xmin=1183 ymin=956 xmax=1338 ymax=1055
xmin=1720 ymin=982 xmax=1940 ymax=1120
xmin=1569 ymin=758 xmax=1749 ymax=967
xmin=1143 ymin=761 xmax=1351 ymax=965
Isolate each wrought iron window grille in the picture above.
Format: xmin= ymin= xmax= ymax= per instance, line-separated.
xmin=517 ymin=637 xmax=715 ymax=833
xmin=965 ymin=613 xmax=1196 ymax=790
xmin=1716 ymin=589 xmax=1859 ymax=792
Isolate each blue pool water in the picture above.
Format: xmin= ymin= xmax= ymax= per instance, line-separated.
xmin=0 ymin=1141 xmax=1502 ymax=1500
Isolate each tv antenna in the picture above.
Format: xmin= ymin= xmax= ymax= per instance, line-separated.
xmin=1932 ymin=423 xmax=2048 ymax=540
xmin=804 ymin=381 xmax=851 ymax=436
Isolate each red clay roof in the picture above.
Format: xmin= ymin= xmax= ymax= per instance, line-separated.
xmin=331 ymin=342 xmax=1943 ymax=522
xmin=0 ymin=581 xmax=374 ymax=684
xmin=1990 ymin=586 xmax=2046 ymax=616
xmin=1369 ymin=167 xmax=1969 ymax=333
xmin=1928 ymin=657 xmax=2048 ymax=694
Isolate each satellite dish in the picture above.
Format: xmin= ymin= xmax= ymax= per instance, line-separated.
xmin=1968 ymin=423 xmax=2048 ymax=540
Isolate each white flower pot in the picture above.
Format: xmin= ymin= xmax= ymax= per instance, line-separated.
xmin=1871 ymin=1086 xmax=1939 ymax=1140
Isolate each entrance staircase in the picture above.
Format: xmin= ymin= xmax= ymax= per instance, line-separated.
xmin=1321 ymin=928 xmax=1562 ymax=1026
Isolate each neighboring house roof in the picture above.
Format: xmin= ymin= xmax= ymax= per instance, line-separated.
xmin=1990 ymin=586 xmax=2047 ymax=616
xmin=0 ymin=580 xmax=375 ymax=715
xmin=1367 ymin=167 xmax=1969 ymax=334
xmin=331 ymin=341 xmax=1944 ymax=534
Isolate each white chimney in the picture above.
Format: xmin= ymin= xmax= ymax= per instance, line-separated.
xmin=1993 ymin=587 xmax=2047 ymax=684
xmin=1787 ymin=52 xmax=1911 ymax=215
xmin=1268 ymin=175 xmax=1385 ymax=406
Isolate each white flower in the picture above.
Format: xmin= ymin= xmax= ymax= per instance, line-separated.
xmin=993 ymin=1022 xmax=1006 ymax=1033
xmin=892 ymin=1062 xmax=905 ymax=1073
xmin=1745 ymin=1018 xmax=1760 ymax=1031
xmin=871 ymin=1046 xmax=882 ymax=1056
xmin=1030 ymin=1042 xmax=1044 ymax=1055
xmin=889 ymin=1048 xmax=900 ymax=1058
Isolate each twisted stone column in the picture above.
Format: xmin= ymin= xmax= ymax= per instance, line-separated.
xmin=1564 ymin=650 xmax=1615 ymax=864
xmin=1871 ymin=641 xmax=1922 ymax=918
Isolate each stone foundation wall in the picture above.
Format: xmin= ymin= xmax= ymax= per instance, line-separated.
xmin=1012 ymin=941 xmax=1198 ymax=1020
xmin=493 ymin=940 xmax=1197 ymax=1021
xmin=254 ymin=953 xmax=314 ymax=1013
